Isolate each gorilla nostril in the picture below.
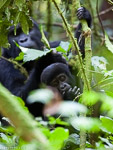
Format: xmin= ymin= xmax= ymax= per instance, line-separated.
xmin=19 ymin=38 xmax=28 ymax=43
xmin=60 ymin=84 xmax=66 ymax=90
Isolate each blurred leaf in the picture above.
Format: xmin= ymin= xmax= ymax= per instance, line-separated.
xmin=91 ymin=56 xmax=108 ymax=71
xmin=27 ymin=89 xmax=54 ymax=104
xmin=63 ymin=134 xmax=80 ymax=150
xmin=16 ymin=96 xmax=28 ymax=112
xmin=100 ymin=116 xmax=113 ymax=134
xmin=0 ymin=21 xmax=9 ymax=48
xmin=105 ymin=33 xmax=113 ymax=54
xmin=71 ymin=117 xmax=101 ymax=132
xmin=101 ymin=95 xmax=113 ymax=116
xmin=5 ymin=8 xmax=10 ymax=21
xmin=54 ymin=0 xmax=61 ymax=4
xmin=81 ymin=91 xmax=100 ymax=106
xmin=104 ymin=70 xmax=113 ymax=77
xmin=49 ymin=127 xmax=69 ymax=150
xmin=106 ymin=91 xmax=113 ymax=98
xmin=42 ymin=129 xmax=50 ymax=138
xmin=57 ymin=101 xmax=87 ymax=117
xmin=0 ymin=0 xmax=8 ymax=9
xmin=15 ymin=0 xmax=25 ymax=11
xmin=99 ymin=137 xmax=113 ymax=148
xmin=48 ymin=116 xmax=69 ymax=126
xmin=0 ymin=133 xmax=10 ymax=143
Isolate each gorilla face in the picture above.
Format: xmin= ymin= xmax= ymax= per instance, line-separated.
xmin=41 ymin=63 xmax=80 ymax=100
xmin=2 ymin=21 xmax=44 ymax=58
xmin=50 ymin=73 xmax=71 ymax=96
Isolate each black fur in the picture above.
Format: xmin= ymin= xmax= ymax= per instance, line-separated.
xmin=0 ymin=7 xmax=92 ymax=117
xmin=75 ymin=7 xmax=92 ymax=57
xmin=40 ymin=63 xmax=80 ymax=100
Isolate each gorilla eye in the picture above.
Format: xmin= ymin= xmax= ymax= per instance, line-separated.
xmin=59 ymin=75 xmax=66 ymax=81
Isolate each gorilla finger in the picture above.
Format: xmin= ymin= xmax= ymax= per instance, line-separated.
xmin=75 ymin=88 xmax=80 ymax=95
xmin=72 ymin=86 xmax=78 ymax=92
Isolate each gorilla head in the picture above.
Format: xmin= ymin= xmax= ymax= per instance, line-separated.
xmin=41 ymin=63 xmax=80 ymax=100
xmin=2 ymin=20 xmax=44 ymax=59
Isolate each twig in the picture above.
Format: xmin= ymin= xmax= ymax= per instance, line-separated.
xmin=1 ymin=56 xmax=28 ymax=78
xmin=95 ymin=6 xmax=113 ymax=17
xmin=96 ymin=0 xmax=105 ymax=45
xmin=52 ymin=0 xmax=90 ymax=91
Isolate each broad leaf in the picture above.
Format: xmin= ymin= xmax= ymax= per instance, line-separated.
xmin=100 ymin=116 xmax=113 ymax=133
xmin=27 ymin=89 xmax=54 ymax=104
xmin=49 ymin=127 xmax=69 ymax=150
xmin=91 ymin=56 xmax=108 ymax=71
xmin=71 ymin=117 xmax=101 ymax=132
xmin=57 ymin=101 xmax=87 ymax=116
xmin=56 ymin=41 xmax=72 ymax=53
xmin=19 ymin=46 xmax=51 ymax=62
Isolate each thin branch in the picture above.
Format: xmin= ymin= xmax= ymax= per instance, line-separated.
xmin=52 ymin=0 xmax=90 ymax=91
xmin=1 ymin=56 xmax=28 ymax=78
xmin=95 ymin=6 xmax=113 ymax=17
xmin=37 ymin=22 xmax=77 ymax=29
xmin=96 ymin=0 xmax=105 ymax=45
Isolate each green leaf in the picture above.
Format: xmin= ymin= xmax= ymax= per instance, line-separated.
xmin=63 ymin=134 xmax=80 ymax=150
xmin=49 ymin=127 xmax=69 ymax=150
xmin=56 ymin=41 xmax=72 ymax=53
xmin=57 ymin=101 xmax=87 ymax=117
xmin=15 ymin=0 xmax=25 ymax=11
xmin=99 ymin=137 xmax=113 ymax=148
xmin=105 ymin=33 xmax=113 ymax=54
xmin=71 ymin=117 xmax=101 ymax=132
xmin=0 ymin=0 xmax=8 ymax=9
xmin=0 ymin=21 xmax=9 ymax=48
xmin=19 ymin=46 xmax=51 ymax=62
xmin=106 ymin=91 xmax=113 ymax=98
xmin=15 ymin=52 xmax=24 ymax=61
xmin=14 ymin=12 xmax=21 ymax=32
xmin=0 ymin=133 xmax=10 ymax=143
xmin=81 ymin=91 xmax=100 ymax=106
xmin=91 ymin=56 xmax=108 ymax=71
xmin=54 ymin=0 xmax=61 ymax=4
xmin=20 ymin=13 xmax=29 ymax=35
xmin=48 ymin=116 xmax=69 ymax=126
xmin=5 ymin=8 xmax=10 ymax=21
xmin=27 ymin=89 xmax=54 ymax=104
xmin=100 ymin=116 xmax=113 ymax=133
xmin=101 ymin=95 xmax=113 ymax=115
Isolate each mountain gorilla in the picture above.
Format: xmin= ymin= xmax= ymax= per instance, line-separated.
xmin=41 ymin=63 xmax=80 ymax=100
xmin=0 ymin=7 xmax=92 ymax=117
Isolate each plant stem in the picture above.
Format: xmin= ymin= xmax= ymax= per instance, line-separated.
xmin=52 ymin=0 xmax=90 ymax=91
xmin=0 ymin=84 xmax=50 ymax=149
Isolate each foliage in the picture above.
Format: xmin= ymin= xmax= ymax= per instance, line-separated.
xmin=0 ymin=0 xmax=113 ymax=150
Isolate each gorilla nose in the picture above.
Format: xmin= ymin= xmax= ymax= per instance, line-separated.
xmin=60 ymin=83 xmax=71 ymax=91
xmin=19 ymin=37 xmax=28 ymax=43
xmin=60 ymin=83 xmax=68 ymax=90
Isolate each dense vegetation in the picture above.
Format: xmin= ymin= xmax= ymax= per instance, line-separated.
xmin=0 ymin=0 xmax=113 ymax=149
